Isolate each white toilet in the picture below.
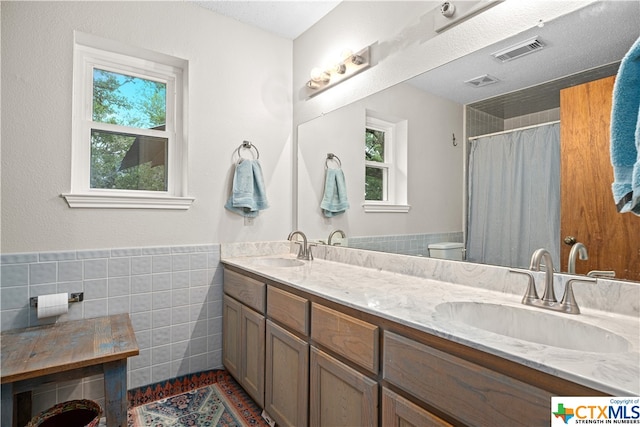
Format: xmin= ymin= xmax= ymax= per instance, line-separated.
xmin=427 ymin=242 xmax=464 ymax=260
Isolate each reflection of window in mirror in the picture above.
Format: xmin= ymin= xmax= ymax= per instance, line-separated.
xmin=365 ymin=121 xmax=389 ymax=201
xmin=363 ymin=112 xmax=410 ymax=213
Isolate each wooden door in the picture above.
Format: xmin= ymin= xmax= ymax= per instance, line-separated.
xmin=309 ymin=347 xmax=378 ymax=427
xmin=560 ymin=76 xmax=639 ymax=280
xmin=265 ymin=320 xmax=309 ymax=427
xmin=241 ymin=306 xmax=265 ymax=407
xmin=222 ymin=295 xmax=242 ymax=380
xmin=381 ymin=387 xmax=452 ymax=427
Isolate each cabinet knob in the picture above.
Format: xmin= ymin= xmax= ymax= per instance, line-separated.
xmin=563 ymin=236 xmax=577 ymax=246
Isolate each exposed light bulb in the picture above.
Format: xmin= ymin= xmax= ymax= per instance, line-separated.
xmin=329 ymin=62 xmax=347 ymax=74
xmin=310 ymin=67 xmax=330 ymax=83
xmin=340 ymin=49 xmax=354 ymax=62
xmin=350 ymin=54 xmax=365 ymax=65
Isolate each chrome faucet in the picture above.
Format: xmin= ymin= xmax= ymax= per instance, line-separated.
xmin=288 ymin=230 xmax=313 ymax=260
xmin=509 ymin=248 xmax=596 ymax=315
xmin=567 ymin=242 xmax=588 ymax=274
xmin=327 ymin=229 xmax=346 ymax=246
xmin=529 ymin=248 xmax=556 ymax=305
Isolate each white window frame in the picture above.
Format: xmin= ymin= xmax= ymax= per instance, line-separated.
xmin=363 ymin=111 xmax=410 ymax=213
xmin=365 ymin=117 xmax=393 ymax=201
xmin=62 ymin=32 xmax=193 ymax=209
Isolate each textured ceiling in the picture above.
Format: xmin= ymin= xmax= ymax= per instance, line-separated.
xmin=408 ymin=1 xmax=640 ymax=119
xmin=194 ymin=1 xmax=341 ymax=40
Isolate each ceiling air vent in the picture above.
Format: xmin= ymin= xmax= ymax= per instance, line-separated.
xmin=464 ymin=74 xmax=500 ymax=88
xmin=492 ymin=37 xmax=545 ymax=62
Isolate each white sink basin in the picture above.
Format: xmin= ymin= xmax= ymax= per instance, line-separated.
xmin=252 ymin=257 xmax=305 ymax=268
xmin=435 ymin=301 xmax=630 ymax=353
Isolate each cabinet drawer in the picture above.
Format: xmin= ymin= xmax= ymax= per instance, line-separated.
xmin=383 ymin=331 xmax=551 ymax=426
xmin=311 ymin=303 xmax=379 ymax=374
xmin=267 ymin=286 xmax=309 ymax=336
xmin=224 ymin=269 xmax=266 ymax=313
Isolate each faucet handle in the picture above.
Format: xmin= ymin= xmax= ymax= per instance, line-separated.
xmin=292 ymin=241 xmax=305 ymax=259
xmin=587 ymin=270 xmax=615 ymax=278
xmin=509 ymin=269 xmax=538 ymax=304
xmin=307 ymin=243 xmax=317 ymax=261
xmin=559 ymin=277 xmax=596 ymax=314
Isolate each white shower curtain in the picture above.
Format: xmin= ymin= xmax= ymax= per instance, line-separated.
xmin=466 ymin=123 xmax=560 ymax=269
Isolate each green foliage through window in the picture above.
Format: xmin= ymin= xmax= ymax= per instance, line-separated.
xmin=365 ymin=128 xmax=384 ymax=162
xmin=91 ymin=69 xmax=168 ymax=191
xmin=90 ymin=130 xmax=167 ymax=191
xmin=365 ymin=167 xmax=383 ymax=201
xmin=365 ymin=128 xmax=385 ymax=200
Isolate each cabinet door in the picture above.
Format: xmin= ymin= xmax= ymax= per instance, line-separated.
xmin=222 ymin=295 xmax=242 ymax=380
xmin=309 ymin=347 xmax=377 ymax=427
xmin=381 ymin=387 xmax=452 ymax=427
xmin=265 ymin=320 xmax=309 ymax=427
xmin=241 ymin=305 xmax=265 ymax=407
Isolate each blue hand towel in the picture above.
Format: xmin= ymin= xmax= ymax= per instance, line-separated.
xmin=225 ymin=159 xmax=269 ymax=217
xmin=320 ymin=168 xmax=349 ymax=217
xmin=610 ymin=35 xmax=640 ymax=215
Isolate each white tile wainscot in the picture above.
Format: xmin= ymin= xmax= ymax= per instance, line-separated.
xmin=0 ymin=244 xmax=224 ymax=415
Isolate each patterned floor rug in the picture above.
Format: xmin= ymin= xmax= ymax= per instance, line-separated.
xmin=127 ymin=369 xmax=268 ymax=427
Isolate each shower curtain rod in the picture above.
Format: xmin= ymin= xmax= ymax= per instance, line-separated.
xmin=468 ymin=120 xmax=560 ymax=141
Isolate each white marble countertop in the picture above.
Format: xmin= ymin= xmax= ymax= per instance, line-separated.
xmin=221 ymin=250 xmax=640 ymax=396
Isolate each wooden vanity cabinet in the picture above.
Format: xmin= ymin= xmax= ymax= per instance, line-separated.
xmin=223 ymin=267 xmax=606 ymax=427
xmin=223 ymin=269 xmax=266 ymax=407
xmin=265 ymin=286 xmax=310 ymax=427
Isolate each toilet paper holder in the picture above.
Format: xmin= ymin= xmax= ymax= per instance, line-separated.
xmin=29 ymin=292 xmax=84 ymax=308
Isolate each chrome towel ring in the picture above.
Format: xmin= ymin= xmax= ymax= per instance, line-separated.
xmin=325 ymin=153 xmax=342 ymax=169
xmin=236 ymin=140 xmax=260 ymax=160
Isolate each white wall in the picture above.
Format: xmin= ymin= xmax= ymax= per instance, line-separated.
xmin=1 ymin=1 xmax=293 ymax=253
xmin=298 ymin=83 xmax=463 ymax=240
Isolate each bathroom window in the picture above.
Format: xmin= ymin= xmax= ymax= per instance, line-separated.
xmin=63 ymin=32 xmax=193 ymax=209
xmin=363 ymin=111 xmax=410 ymax=213
xmin=365 ymin=122 xmax=390 ymax=201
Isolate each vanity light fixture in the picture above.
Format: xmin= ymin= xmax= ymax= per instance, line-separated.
xmin=306 ymin=46 xmax=371 ymax=97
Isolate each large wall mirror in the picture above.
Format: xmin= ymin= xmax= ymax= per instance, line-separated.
xmin=297 ymin=1 xmax=640 ymax=281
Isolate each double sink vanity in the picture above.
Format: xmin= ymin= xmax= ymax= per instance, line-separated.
xmin=220 ymin=241 xmax=639 ymax=426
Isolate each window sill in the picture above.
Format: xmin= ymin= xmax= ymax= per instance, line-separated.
xmin=362 ymin=203 xmax=411 ymax=213
xmin=61 ymin=193 xmax=195 ymax=210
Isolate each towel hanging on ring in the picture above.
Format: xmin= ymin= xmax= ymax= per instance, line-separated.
xmin=321 ymin=154 xmax=349 ymax=217
xmin=225 ymin=141 xmax=269 ymax=217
